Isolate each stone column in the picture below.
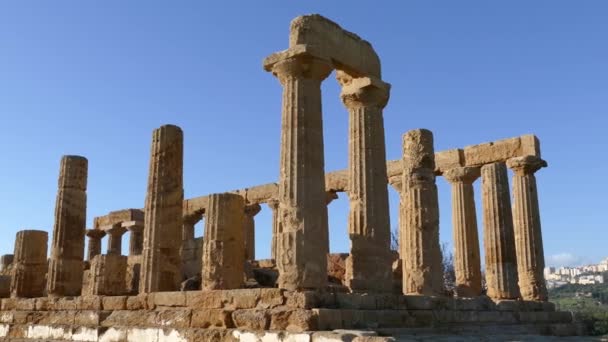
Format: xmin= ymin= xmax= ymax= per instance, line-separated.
xmin=181 ymin=214 xmax=201 ymax=280
xmin=244 ymin=204 xmax=261 ymax=261
xmin=267 ymin=200 xmax=279 ymax=260
xmin=86 ymin=229 xmax=105 ymax=261
xmin=140 ymin=124 xmax=184 ymax=293
xmin=444 ymin=167 xmax=482 ymax=297
xmin=0 ymin=255 xmax=14 ymax=273
xmin=481 ymin=162 xmax=520 ymax=300
xmin=106 ymin=224 xmax=127 ymax=255
xmin=47 ymin=155 xmax=88 ymax=296
xmin=202 ymin=193 xmax=246 ymax=290
xmin=88 ymin=254 xmax=128 ymax=296
xmin=11 ymin=230 xmax=48 ymax=298
xmin=264 ymin=47 xmax=332 ymax=290
xmin=126 ymin=222 xmax=144 ymax=256
xmin=400 ymin=129 xmax=444 ymax=296
xmin=507 ymin=156 xmax=548 ymax=301
xmin=340 ymin=75 xmax=393 ymax=293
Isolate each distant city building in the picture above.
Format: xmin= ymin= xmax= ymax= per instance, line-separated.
xmin=545 ymin=257 xmax=607 ymax=288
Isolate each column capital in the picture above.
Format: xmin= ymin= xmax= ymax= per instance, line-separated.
xmin=443 ymin=166 xmax=481 ymax=185
xmin=339 ymin=74 xmax=390 ymax=109
xmin=86 ymin=229 xmax=106 ymax=239
xmin=325 ymin=191 xmax=338 ymax=205
xmin=264 ymin=45 xmax=333 ymax=84
xmin=506 ymin=155 xmax=547 ymax=176
xmin=123 ymin=221 xmax=144 ymax=233
xmin=266 ymin=199 xmax=280 ymax=210
xmin=244 ymin=203 xmax=262 ymax=217
xmin=103 ymin=223 xmax=127 ymax=237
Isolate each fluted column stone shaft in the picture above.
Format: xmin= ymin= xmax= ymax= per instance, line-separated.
xmin=127 ymin=224 xmax=144 ymax=256
xmin=11 ymin=230 xmax=48 ymax=298
xmin=481 ymin=162 xmax=520 ymax=299
xmin=244 ymin=204 xmax=261 ymax=261
xmin=140 ymin=124 xmax=184 ymax=293
xmin=47 ymin=155 xmax=88 ymax=296
xmin=400 ymin=129 xmax=444 ymax=296
xmin=202 ymin=193 xmax=246 ymax=290
xmin=340 ymin=75 xmax=393 ymax=293
xmin=86 ymin=229 xmax=106 ymax=261
xmin=266 ymin=50 xmax=332 ymax=290
xmin=508 ymin=155 xmax=548 ymax=301
xmin=444 ymin=167 xmax=482 ymax=297
xmin=267 ymin=200 xmax=279 ymax=260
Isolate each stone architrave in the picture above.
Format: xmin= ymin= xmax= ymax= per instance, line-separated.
xmin=400 ymin=129 xmax=444 ymax=296
xmin=140 ymin=125 xmax=184 ymax=293
xmin=340 ymin=75 xmax=393 ymax=293
xmin=264 ymin=46 xmax=333 ymax=290
xmin=507 ymin=155 xmax=548 ymax=301
xmin=481 ymin=162 xmax=520 ymax=299
xmin=125 ymin=222 xmax=144 ymax=256
xmin=11 ymin=230 xmax=48 ymax=298
xmin=202 ymin=193 xmax=246 ymax=290
xmin=86 ymin=229 xmax=106 ymax=261
xmin=47 ymin=155 xmax=88 ymax=296
xmin=444 ymin=167 xmax=482 ymax=297
xmin=88 ymin=254 xmax=127 ymax=296
xmin=244 ymin=204 xmax=261 ymax=261
xmin=106 ymin=224 xmax=127 ymax=255
xmin=267 ymin=200 xmax=279 ymax=260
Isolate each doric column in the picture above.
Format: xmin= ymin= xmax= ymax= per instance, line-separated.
xmin=444 ymin=167 xmax=482 ymax=297
xmin=400 ymin=129 xmax=444 ymax=296
xmin=340 ymin=75 xmax=393 ymax=293
xmin=267 ymin=200 xmax=279 ymax=260
xmin=244 ymin=204 xmax=261 ymax=261
xmin=11 ymin=230 xmax=48 ymax=298
xmin=106 ymin=224 xmax=127 ymax=255
xmin=140 ymin=124 xmax=184 ymax=293
xmin=202 ymin=193 xmax=246 ymax=290
xmin=264 ymin=46 xmax=333 ymax=290
xmin=125 ymin=221 xmax=144 ymax=256
xmin=47 ymin=155 xmax=88 ymax=296
xmin=86 ymin=229 xmax=106 ymax=261
xmin=481 ymin=162 xmax=520 ymax=299
xmin=507 ymin=155 xmax=548 ymax=301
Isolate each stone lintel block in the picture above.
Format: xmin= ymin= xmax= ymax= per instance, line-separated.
xmin=147 ymin=291 xmax=186 ymax=308
xmin=243 ymin=183 xmax=278 ymax=204
xmin=463 ymin=136 xmax=537 ymax=167
xmin=263 ymin=44 xmax=332 ymax=72
xmin=121 ymin=220 xmax=144 ymax=229
xmin=191 ymin=309 xmax=234 ymax=328
xmin=102 ymin=296 xmax=127 ymax=310
xmin=94 ymin=209 xmax=144 ymax=229
xmin=435 ymin=148 xmax=465 ymax=174
xmin=520 ymin=134 xmax=541 ymax=157
xmin=326 ymin=170 xmax=349 ymax=192
xmin=340 ymin=75 xmax=390 ymax=98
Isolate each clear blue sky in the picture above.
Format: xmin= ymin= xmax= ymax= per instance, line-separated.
xmin=0 ymin=2 xmax=606 ymax=267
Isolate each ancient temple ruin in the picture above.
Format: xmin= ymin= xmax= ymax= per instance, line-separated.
xmin=0 ymin=14 xmax=582 ymax=341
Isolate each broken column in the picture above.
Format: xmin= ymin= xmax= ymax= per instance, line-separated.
xmin=47 ymin=155 xmax=88 ymax=296
xmin=507 ymin=156 xmax=548 ymax=301
xmin=400 ymin=129 xmax=444 ymax=296
xmin=88 ymin=254 xmax=127 ymax=296
xmin=202 ymin=193 xmax=246 ymax=290
xmin=340 ymin=74 xmax=393 ymax=292
xmin=106 ymin=223 xmax=127 ymax=255
xmin=11 ymin=230 xmax=48 ymax=298
xmin=126 ymin=222 xmax=144 ymax=256
xmin=244 ymin=204 xmax=261 ymax=261
xmin=140 ymin=124 xmax=184 ymax=293
xmin=264 ymin=46 xmax=332 ymax=290
xmin=481 ymin=162 xmax=520 ymax=300
xmin=86 ymin=229 xmax=105 ymax=261
xmin=444 ymin=167 xmax=482 ymax=297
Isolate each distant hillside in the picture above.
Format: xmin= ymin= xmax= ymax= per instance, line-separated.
xmin=549 ymin=283 xmax=608 ymax=335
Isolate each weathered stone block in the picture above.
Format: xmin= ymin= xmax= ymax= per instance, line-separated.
xmin=101 ymin=310 xmax=157 ymax=327
xmin=148 ymin=291 xmax=186 ymax=308
xmin=154 ymin=309 xmax=192 ymax=328
xmin=186 ymin=291 xmax=224 ymax=309
xmin=257 ymin=288 xmax=284 ymax=309
xmin=74 ymin=310 xmax=104 ymax=326
xmin=103 ymin=296 xmax=127 ymax=310
xmin=191 ymin=309 xmax=233 ymax=328
xmin=2 ymin=298 xmax=35 ymax=311
xmin=269 ymin=307 xmax=317 ymax=332
xmin=88 ymin=254 xmax=128 ymax=296
xmin=126 ymin=294 xmax=148 ymax=310
xmin=78 ymin=296 xmax=102 ymax=310
xmin=232 ymin=309 xmax=269 ymax=330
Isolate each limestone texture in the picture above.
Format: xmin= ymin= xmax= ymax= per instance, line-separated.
xmin=88 ymin=254 xmax=127 ymax=296
xmin=85 ymin=229 xmax=105 ymax=261
xmin=244 ymin=204 xmax=261 ymax=261
xmin=481 ymin=162 xmax=520 ymax=300
xmin=11 ymin=230 xmax=48 ymax=298
xmin=140 ymin=124 xmax=184 ymax=293
xmin=202 ymin=193 xmax=246 ymax=290
xmin=508 ymin=155 xmax=548 ymax=301
xmin=444 ymin=167 xmax=482 ymax=297
xmin=400 ymin=129 xmax=444 ymax=296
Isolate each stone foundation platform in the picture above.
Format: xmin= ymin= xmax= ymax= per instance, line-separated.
xmin=0 ymin=289 xmax=583 ymax=341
